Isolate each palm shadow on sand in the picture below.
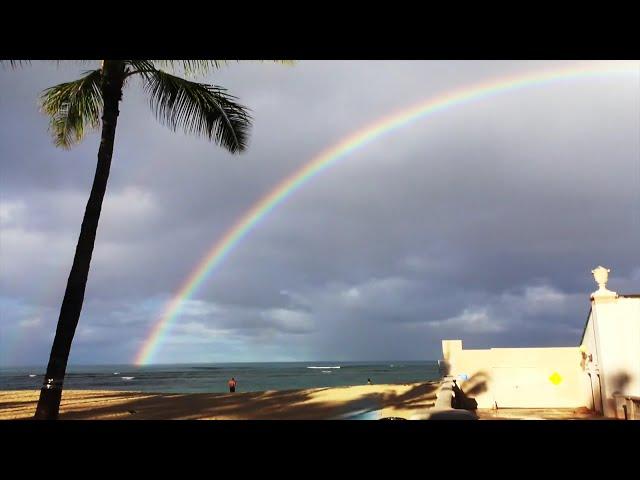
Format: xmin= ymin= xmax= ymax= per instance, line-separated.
xmin=31 ymin=382 xmax=440 ymax=420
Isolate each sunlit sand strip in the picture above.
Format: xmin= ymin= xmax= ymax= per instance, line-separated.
xmin=0 ymin=390 xmax=161 ymax=420
xmin=0 ymin=382 xmax=440 ymax=420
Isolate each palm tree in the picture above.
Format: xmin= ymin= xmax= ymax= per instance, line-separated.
xmin=4 ymin=60 xmax=274 ymax=419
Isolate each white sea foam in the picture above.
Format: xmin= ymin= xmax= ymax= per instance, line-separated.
xmin=28 ymin=374 xmax=36 ymax=377
xmin=322 ymin=371 xmax=332 ymax=373
xmin=122 ymin=376 xmax=135 ymax=380
xmin=113 ymin=372 xmax=119 ymax=375
xmin=307 ymin=366 xmax=340 ymax=369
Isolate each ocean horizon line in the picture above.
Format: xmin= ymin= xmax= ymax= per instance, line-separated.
xmin=1 ymin=359 xmax=439 ymax=369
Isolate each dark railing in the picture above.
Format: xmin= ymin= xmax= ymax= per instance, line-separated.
xmin=614 ymin=394 xmax=640 ymax=420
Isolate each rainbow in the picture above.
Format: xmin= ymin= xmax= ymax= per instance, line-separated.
xmin=134 ymin=61 xmax=639 ymax=365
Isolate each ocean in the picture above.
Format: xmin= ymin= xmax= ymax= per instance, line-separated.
xmin=0 ymin=361 xmax=441 ymax=394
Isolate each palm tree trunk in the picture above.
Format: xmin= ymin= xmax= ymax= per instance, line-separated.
xmin=34 ymin=61 xmax=126 ymax=420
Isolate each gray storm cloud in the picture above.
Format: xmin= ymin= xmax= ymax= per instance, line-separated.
xmin=1 ymin=60 xmax=638 ymax=366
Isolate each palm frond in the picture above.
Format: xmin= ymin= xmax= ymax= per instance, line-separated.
xmin=0 ymin=60 xmax=31 ymax=68
xmin=56 ymin=60 xmax=99 ymax=67
xmin=129 ymin=60 xmax=295 ymax=78
xmin=40 ymin=69 xmax=103 ymax=149
xmin=1 ymin=60 xmax=99 ymax=69
xmin=124 ymin=59 xmax=160 ymax=77
xmin=264 ymin=60 xmax=296 ymax=66
xmin=149 ymin=60 xmax=232 ymax=76
xmin=141 ymin=69 xmax=252 ymax=153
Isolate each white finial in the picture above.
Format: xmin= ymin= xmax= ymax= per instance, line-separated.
xmin=591 ymin=266 xmax=616 ymax=299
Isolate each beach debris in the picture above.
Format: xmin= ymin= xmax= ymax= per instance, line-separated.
xmin=127 ymin=410 xmax=137 ymax=415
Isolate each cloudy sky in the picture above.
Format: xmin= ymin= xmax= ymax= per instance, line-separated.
xmin=1 ymin=60 xmax=638 ymax=366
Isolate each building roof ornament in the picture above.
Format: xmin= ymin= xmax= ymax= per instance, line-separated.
xmin=591 ymin=266 xmax=617 ymax=299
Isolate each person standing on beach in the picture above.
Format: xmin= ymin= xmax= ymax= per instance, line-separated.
xmin=228 ymin=377 xmax=237 ymax=393
xmin=367 ymin=378 xmax=372 ymax=385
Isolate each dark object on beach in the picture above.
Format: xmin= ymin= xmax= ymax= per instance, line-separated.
xmin=429 ymin=409 xmax=478 ymax=420
xmin=228 ymin=377 xmax=237 ymax=393
xmin=128 ymin=410 xmax=137 ymax=415
xmin=452 ymin=379 xmax=478 ymax=411
xmin=464 ymin=397 xmax=478 ymax=410
xmin=379 ymin=417 xmax=407 ymax=420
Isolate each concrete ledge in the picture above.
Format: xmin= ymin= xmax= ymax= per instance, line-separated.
xmin=410 ymin=376 xmax=478 ymax=420
xmin=427 ymin=408 xmax=479 ymax=420
xmin=434 ymin=376 xmax=455 ymax=409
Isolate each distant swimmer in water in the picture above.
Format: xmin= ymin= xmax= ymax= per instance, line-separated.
xmin=228 ymin=377 xmax=237 ymax=393
xmin=367 ymin=378 xmax=372 ymax=385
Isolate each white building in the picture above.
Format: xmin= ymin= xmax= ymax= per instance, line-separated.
xmin=441 ymin=266 xmax=640 ymax=419
xmin=580 ymin=266 xmax=640 ymax=418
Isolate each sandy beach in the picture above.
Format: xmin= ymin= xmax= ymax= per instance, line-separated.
xmin=0 ymin=381 xmax=440 ymax=420
xmin=0 ymin=382 xmax=603 ymax=420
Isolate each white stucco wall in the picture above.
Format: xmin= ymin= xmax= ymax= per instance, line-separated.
xmin=442 ymin=340 xmax=585 ymax=409
xmin=589 ymin=295 xmax=640 ymax=417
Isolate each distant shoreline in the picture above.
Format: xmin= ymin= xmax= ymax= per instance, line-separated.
xmin=0 ymin=361 xmax=442 ymax=394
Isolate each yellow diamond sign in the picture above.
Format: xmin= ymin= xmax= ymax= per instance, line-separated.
xmin=549 ymin=372 xmax=563 ymax=385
